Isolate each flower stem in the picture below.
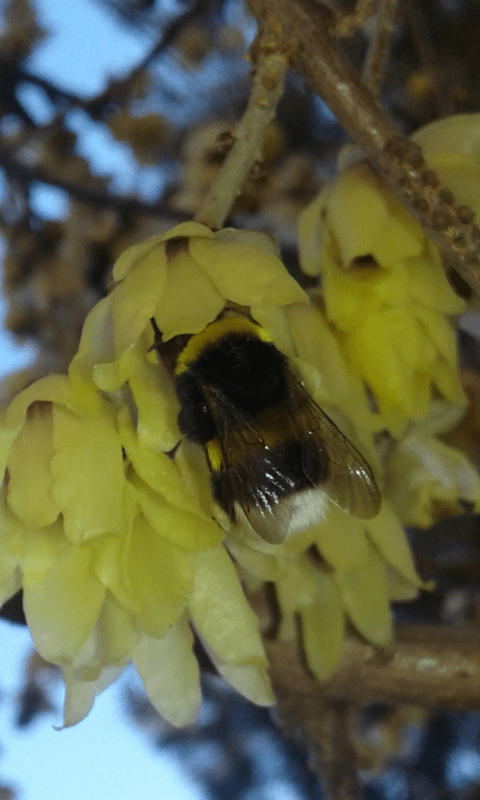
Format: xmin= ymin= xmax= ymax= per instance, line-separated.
xmin=194 ymin=42 xmax=288 ymax=230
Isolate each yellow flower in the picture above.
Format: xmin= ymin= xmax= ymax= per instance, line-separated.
xmin=299 ymin=147 xmax=466 ymax=435
xmin=0 ymin=219 xmax=439 ymax=722
xmin=227 ymin=494 xmax=423 ymax=682
xmin=0 ymin=362 xmax=271 ymax=727
xmin=104 ymin=221 xmax=307 ymax=356
xmin=384 ymin=401 xmax=480 ymax=527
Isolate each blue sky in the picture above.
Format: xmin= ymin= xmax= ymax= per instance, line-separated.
xmin=0 ymin=622 xmax=204 ymax=800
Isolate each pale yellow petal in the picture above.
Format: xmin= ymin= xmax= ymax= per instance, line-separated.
xmin=72 ymin=595 xmax=137 ymax=681
xmin=133 ymin=616 xmax=201 ymax=726
xmin=313 ymin=505 xmax=370 ymax=572
xmin=51 ymin=400 xmax=125 ymax=544
xmin=68 ymin=294 xmax=116 ymax=389
xmin=385 ymin=566 xmax=422 ymax=602
xmin=111 ymin=244 xmax=168 ymax=356
xmin=118 ymin=407 xmax=206 ymax=516
xmin=326 ymin=163 xmax=424 ymax=267
xmin=189 ymin=238 xmax=308 ymax=306
xmin=366 ymin=501 xmax=423 ymax=587
xmin=129 ymin=471 xmax=223 ymax=550
xmin=300 ymin=571 xmax=345 ymax=681
xmin=425 ymin=153 xmax=480 ymax=218
xmin=124 ymin=514 xmax=192 ymax=637
xmin=123 ymin=341 xmax=181 ymax=452
xmin=154 ymin=251 xmax=225 ymax=340
xmin=90 ymin=534 xmax=140 ymax=612
xmin=62 ymin=662 xmax=125 ymax=727
xmin=20 ymin=520 xmax=67 ymax=583
xmin=161 ymin=221 xmax=215 ymax=241
xmin=432 ymin=355 xmax=467 ymax=407
xmin=412 ymin=114 xmax=480 ymax=163
xmin=174 ymin=439 xmax=215 ymax=518
xmin=333 ymin=542 xmax=393 ymax=647
xmin=23 ymin=543 xmax=106 ymax=664
xmin=407 ymin=243 xmax=465 ymax=315
xmin=0 ymin=492 xmax=21 ymax=603
xmin=113 ymin=235 xmax=163 ymax=281
xmin=5 ymin=374 xmax=99 ymax=433
xmin=7 ymin=402 xmax=60 ymax=528
xmin=189 ymin=546 xmax=266 ymax=665
xmin=285 ymin=302 xmax=380 ymax=433
xmin=275 ymin=556 xmax=321 ymax=614
xmin=224 ymin=532 xmax=283 ymax=582
xmin=415 ymin=306 xmax=459 ymax=370
xmin=251 ymin=304 xmax=298 ymax=359
xmin=213 ymin=661 xmax=274 ymax=706
xmin=297 ymin=189 xmax=326 ymax=275
xmin=214 ymin=227 xmax=280 ymax=257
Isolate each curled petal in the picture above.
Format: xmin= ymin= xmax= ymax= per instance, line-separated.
xmin=189 ymin=547 xmax=267 ymax=666
xmin=122 ymin=342 xmax=181 ymax=452
xmin=23 ymin=543 xmax=106 ymax=664
xmin=213 ymin=661 xmax=274 ymax=707
xmin=118 ymin=407 xmax=210 ymax=520
xmin=1 ymin=375 xmax=99 ymax=481
xmin=19 ymin=520 xmax=67 ymax=583
xmin=7 ymin=402 xmax=60 ymax=529
xmin=367 ymin=501 xmax=425 ymax=587
xmin=300 ymin=572 xmax=345 ymax=681
xmin=130 ymin=472 xmax=223 ymax=550
xmin=51 ymin=401 xmax=126 ymax=544
xmin=333 ymin=541 xmax=393 ymax=647
xmin=111 ymin=244 xmax=168 ymax=357
xmin=154 ymin=250 xmax=225 ymax=340
xmin=325 ymin=162 xmax=424 ymax=267
xmin=69 ymin=294 xmax=116 ymax=390
xmin=313 ymin=505 xmax=370 ymax=572
xmin=133 ymin=616 xmax=201 ymax=727
xmin=62 ymin=662 xmax=125 ymax=728
xmin=189 ymin=237 xmax=308 ymax=307
xmin=124 ymin=514 xmax=192 ymax=637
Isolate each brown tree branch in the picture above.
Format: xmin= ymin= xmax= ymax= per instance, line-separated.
xmin=0 ymin=144 xmax=187 ymax=220
xmin=266 ymin=624 xmax=480 ymax=711
xmin=248 ymin=0 xmax=480 ymax=297
xmin=277 ymin=696 xmax=365 ymax=800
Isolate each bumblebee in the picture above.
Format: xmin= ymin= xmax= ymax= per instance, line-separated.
xmin=153 ymin=313 xmax=380 ymax=544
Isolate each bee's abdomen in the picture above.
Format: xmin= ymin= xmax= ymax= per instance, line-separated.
xmin=212 ymin=437 xmax=329 ymax=516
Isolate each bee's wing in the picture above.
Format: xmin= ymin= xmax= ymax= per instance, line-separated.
xmin=202 ymin=384 xmax=305 ymax=543
xmin=284 ymin=373 xmax=381 ymax=520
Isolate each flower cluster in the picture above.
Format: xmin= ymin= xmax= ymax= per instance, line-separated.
xmin=299 ymin=161 xmax=465 ymax=436
xmin=299 ymin=113 xmax=480 ymax=529
xmin=1 ymin=222 xmax=310 ymax=725
xmin=1 ymin=115 xmax=479 ymax=729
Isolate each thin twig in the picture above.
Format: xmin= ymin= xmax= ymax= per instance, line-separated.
xmin=194 ymin=37 xmax=288 ymax=229
xmin=249 ymin=0 xmax=480 ymax=297
xmin=362 ymin=0 xmax=400 ymax=96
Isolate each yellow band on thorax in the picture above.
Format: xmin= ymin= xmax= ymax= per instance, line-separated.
xmin=175 ymin=314 xmax=271 ymax=375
